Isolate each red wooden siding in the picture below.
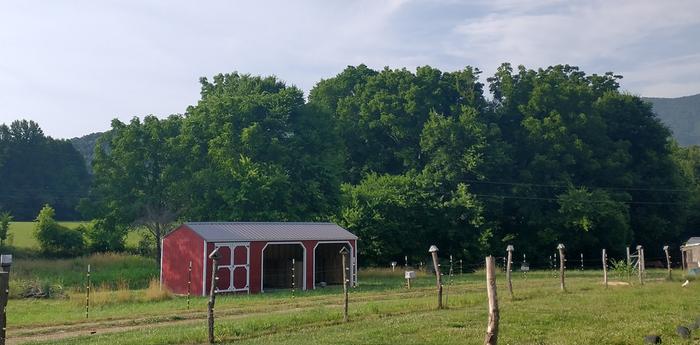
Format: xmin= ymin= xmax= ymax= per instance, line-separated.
xmin=161 ymin=225 xmax=205 ymax=296
xmin=249 ymin=241 xmax=265 ymax=293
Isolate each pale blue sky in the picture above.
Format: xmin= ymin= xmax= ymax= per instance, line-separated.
xmin=1 ymin=0 xmax=699 ymax=138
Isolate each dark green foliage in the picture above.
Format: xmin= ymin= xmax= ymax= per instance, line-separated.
xmin=34 ymin=204 xmax=85 ymax=257
xmin=646 ymin=94 xmax=700 ymax=146
xmin=83 ymin=218 xmax=128 ymax=253
xmin=0 ymin=120 xmax=90 ymax=220
xmin=0 ymin=211 xmax=11 ymax=246
xmin=178 ymin=73 xmax=343 ymax=221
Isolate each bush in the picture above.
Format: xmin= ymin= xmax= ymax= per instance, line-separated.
xmin=85 ymin=218 xmax=128 ymax=253
xmin=35 ymin=204 xmax=85 ymax=257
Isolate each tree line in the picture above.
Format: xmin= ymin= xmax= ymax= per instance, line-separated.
xmin=2 ymin=63 xmax=699 ymax=264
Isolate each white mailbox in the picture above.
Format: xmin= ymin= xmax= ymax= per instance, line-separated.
xmin=404 ymin=271 xmax=416 ymax=279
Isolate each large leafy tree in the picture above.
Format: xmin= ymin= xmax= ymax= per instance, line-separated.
xmin=485 ymin=64 xmax=686 ymax=258
xmin=87 ymin=115 xmax=183 ymax=262
xmin=310 ymin=65 xmax=486 ymax=183
xmin=177 ymin=73 xmax=343 ymax=221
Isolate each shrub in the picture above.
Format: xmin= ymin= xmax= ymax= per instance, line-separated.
xmin=35 ymin=204 xmax=85 ymax=257
xmin=85 ymin=218 xmax=128 ymax=253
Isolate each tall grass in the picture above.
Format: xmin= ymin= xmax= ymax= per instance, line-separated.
xmin=9 ymin=252 xmax=158 ymax=298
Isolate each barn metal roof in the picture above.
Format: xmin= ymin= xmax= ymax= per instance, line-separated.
xmin=183 ymin=222 xmax=358 ymax=242
xmin=685 ymin=237 xmax=700 ymax=247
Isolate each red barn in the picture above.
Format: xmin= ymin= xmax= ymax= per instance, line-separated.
xmin=161 ymin=222 xmax=358 ymax=295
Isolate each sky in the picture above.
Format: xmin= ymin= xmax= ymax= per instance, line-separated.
xmin=1 ymin=0 xmax=699 ymax=139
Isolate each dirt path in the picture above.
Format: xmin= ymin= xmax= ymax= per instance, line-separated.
xmin=6 ymin=306 xmax=313 ymax=345
xmin=6 ymin=286 xmax=472 ymax=345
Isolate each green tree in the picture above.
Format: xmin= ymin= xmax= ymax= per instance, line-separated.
xmin=0 ymin=211 xmax=12 ymax=246
xmin=86 ymin=115 xmax=183 ymax=263
xmin=0 ymin=120 xmax=89 ymax=220
xmin=35 ymin=204 xmax=85 ymax=257
xmin=177 ymin=73 xmax=343 ymax=221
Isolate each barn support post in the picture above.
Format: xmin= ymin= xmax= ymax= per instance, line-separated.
xmin=0 ymin=255 xmax=12 ymax=345
xmin=428 ymin=245 xmax=443 ymax=309
xmin=208 ymin=248 xmax=221 ymax=344
xmin=680 ymin=247 xmax=686 ymax=271
xmin=602 ymin=249 xmax=608 ymax=288
xmin=506 ymin=245 xmax=514 ymax=298
xmin=340 ymin=247 xmax=350 ymax=322
xmin=483 ymin=256 xmax=499 ymax=345
xmin=663 ymin=245 xmax=671 ymax=280
xmin=557 ymin=244 xmax=566 ymax=292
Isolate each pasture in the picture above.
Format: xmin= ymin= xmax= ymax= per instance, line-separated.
xmin=4 ymin=268 xmax=699 ymax=345
xmin=5 ymin=221 xmax=147 ymax=251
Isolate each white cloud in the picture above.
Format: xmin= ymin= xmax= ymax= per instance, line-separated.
xmin=0 ymin=0 xmax=698 ymax=137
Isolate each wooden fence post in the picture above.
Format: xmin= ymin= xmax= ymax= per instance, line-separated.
xmin=340 ymin=247 xmax=350 ymax=322
xmin=428 ymin=245 xmax=443 ymax=309
xmin=626 ymin=246 xmax=631 ymax=283
xmin=506 ymin=245 xmax=514 ymax=298
xmin=208 ymin=248 xmax=221 ymax=344
xmin=602 ymin=249 xmax=608 ymax=288
xmin=557 ymin=244 xmax=566 ymax=292
xmin=663 ymin=245 xmax=671 ymax=280
xmin=0 ymin=255 xmax=12 ymax=345
xmin=484 ymin=256 xmax=499 ymax=345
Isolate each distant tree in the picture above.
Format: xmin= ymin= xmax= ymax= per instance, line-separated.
xmin=0 ymin=120 xmax=89 ymax=220
xmin=35 ymin=204 xmax=85 ymax=257
xmin=0 ymin=211 xmax=12 ymax=246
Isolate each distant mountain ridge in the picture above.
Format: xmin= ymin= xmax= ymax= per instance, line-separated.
xmin=70 ymin=132 xmax=104 ymax=171
xmin=645 ymin=93 xmax=700 ymax=146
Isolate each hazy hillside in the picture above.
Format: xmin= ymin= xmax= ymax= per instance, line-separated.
xmin=646 ymin=93 xmax=700 ymax=146
xmin=70 ymin=131 xmax=104 ymax=171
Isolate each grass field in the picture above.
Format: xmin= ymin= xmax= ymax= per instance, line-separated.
xmin=6 ymin=221 xmax=147 ymax=250
xmin=5 ymin=268 xmax=699 ymax=345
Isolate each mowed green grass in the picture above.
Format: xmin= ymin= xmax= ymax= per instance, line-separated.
xmin=6 ymin=221 xmax=147 ymax=249
xmin=14 ymin=269 xmax=700 ymax=345
xmin=6 ymin=221 xmax=86 ymax=249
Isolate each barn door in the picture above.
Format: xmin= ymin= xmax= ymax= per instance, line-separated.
xmin=214 ymin=242 xmax=250 ymax=293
